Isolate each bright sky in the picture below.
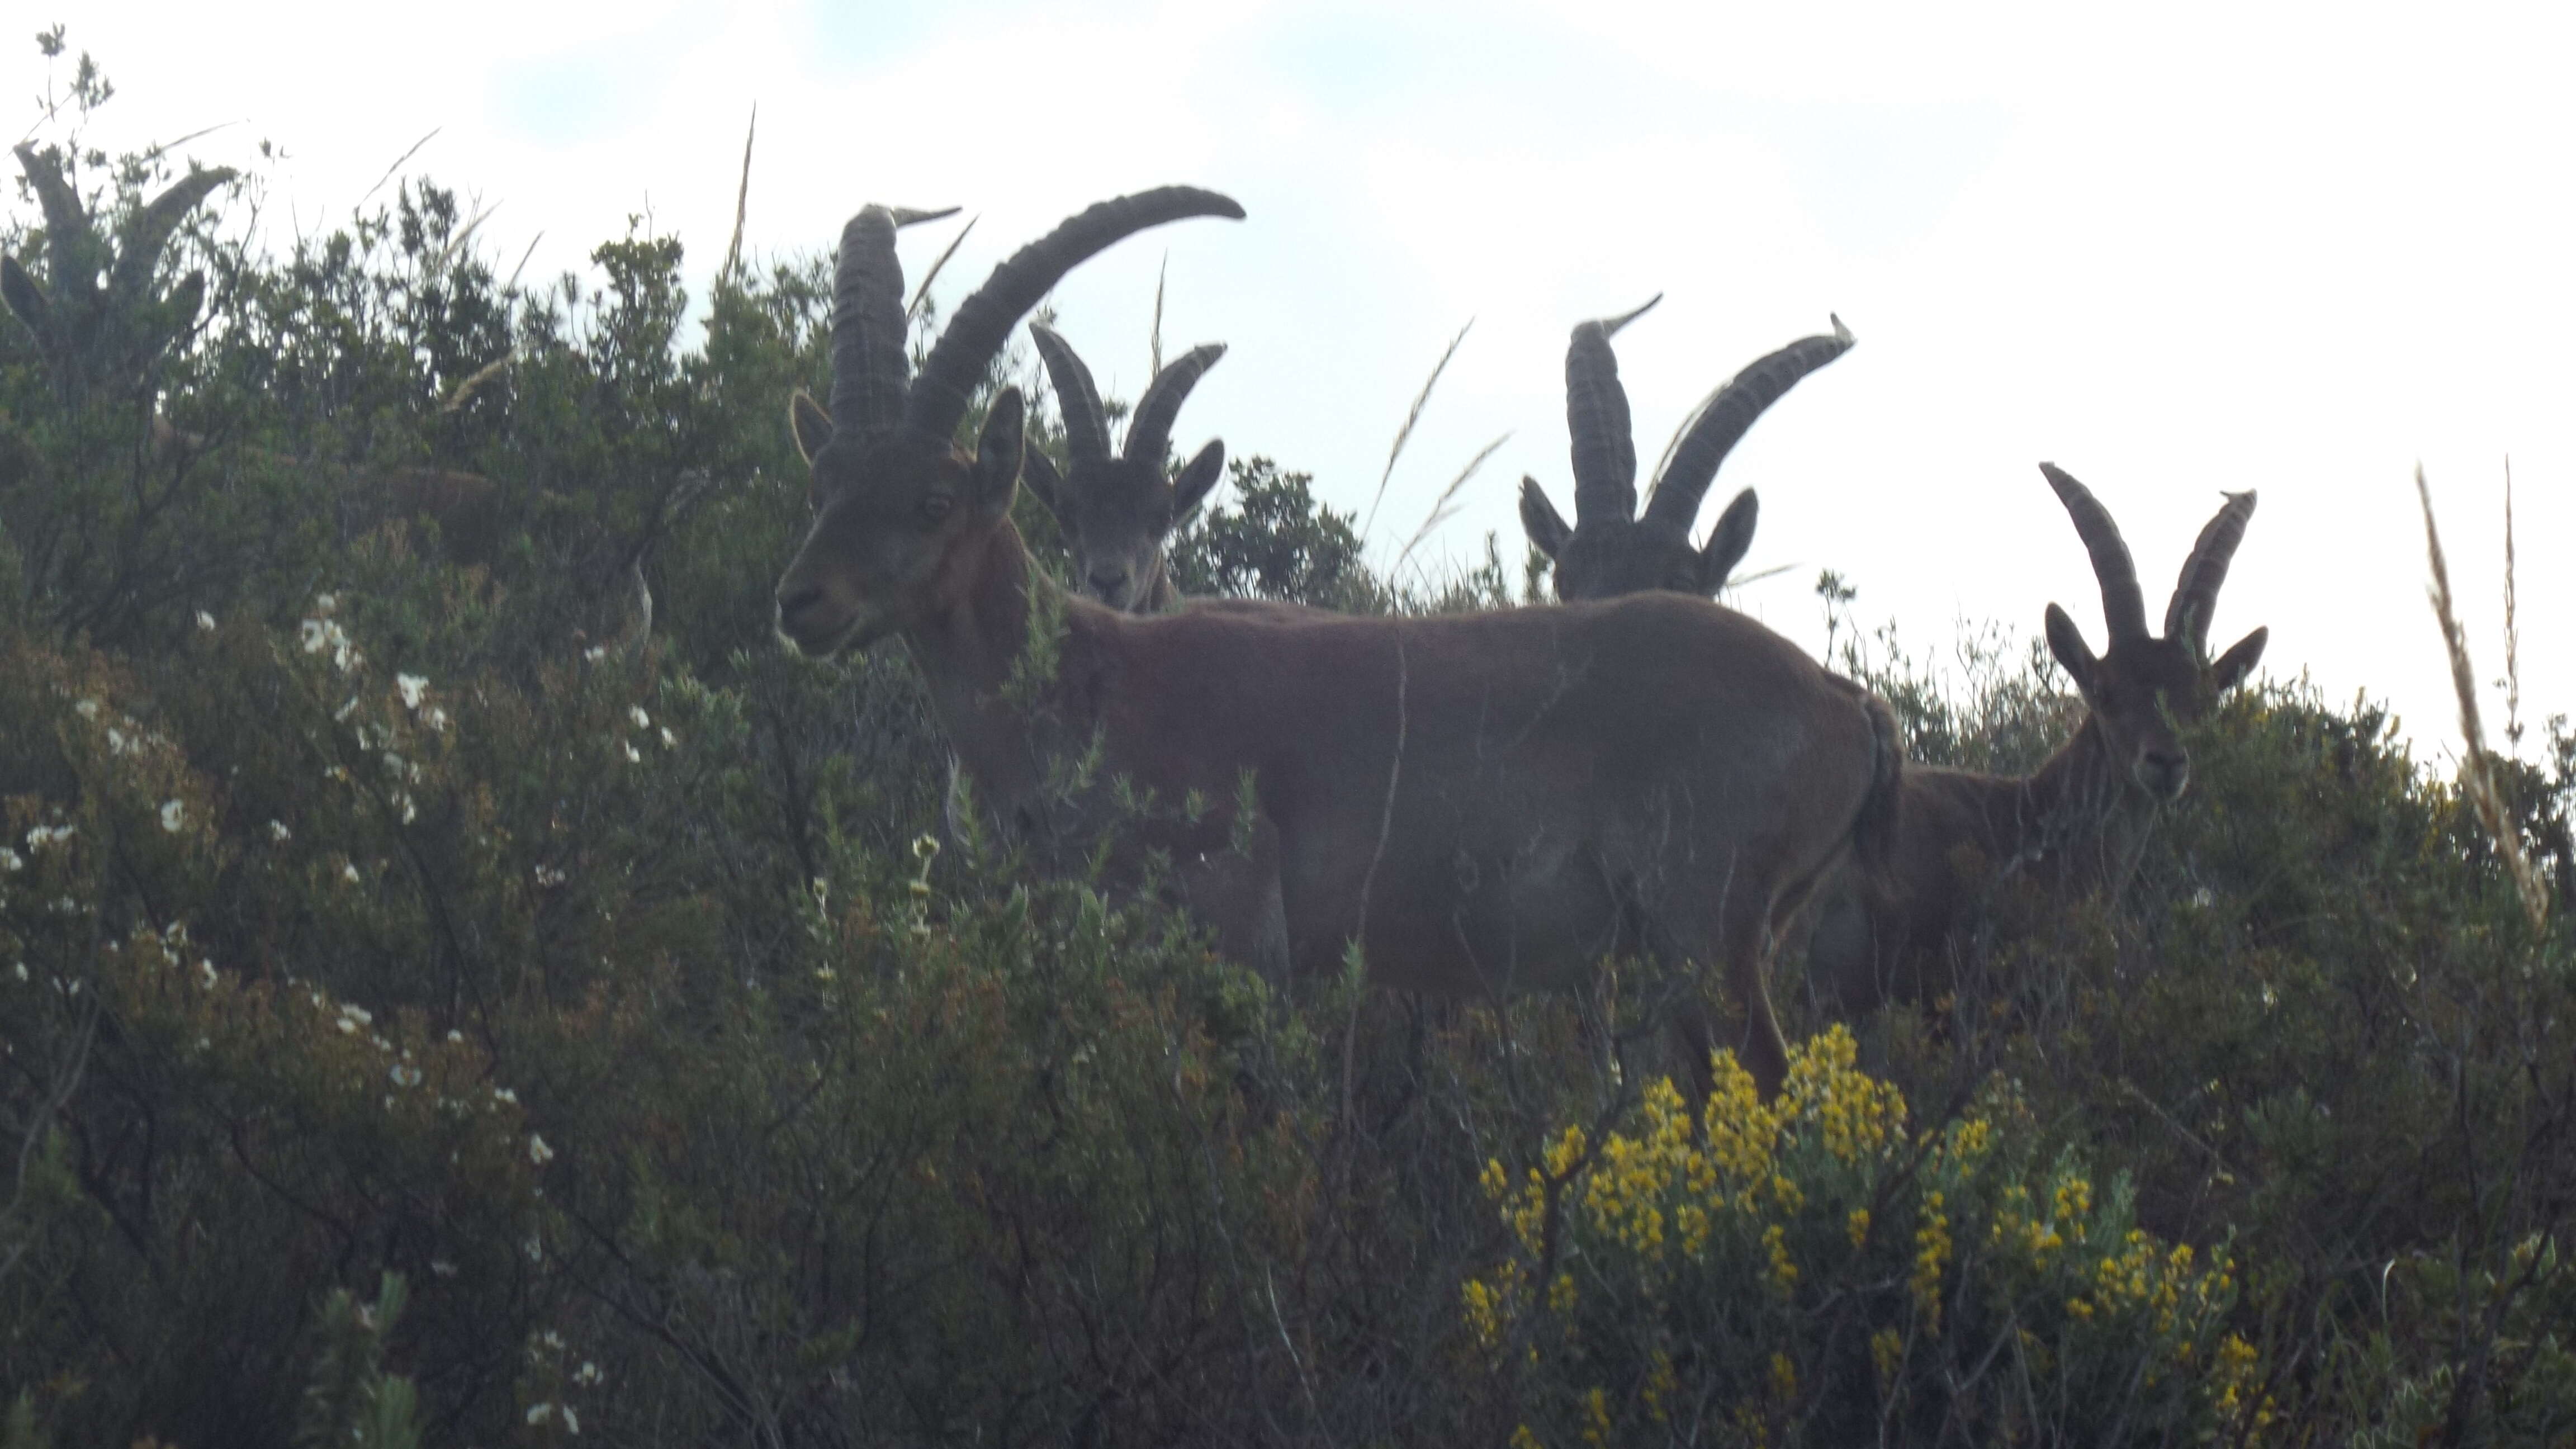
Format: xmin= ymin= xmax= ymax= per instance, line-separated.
xmin=21 ymin=0 xmax=2576 ymax=762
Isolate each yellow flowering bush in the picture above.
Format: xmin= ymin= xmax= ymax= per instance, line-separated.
xmin=1462 ymin=1028 xmax=2265 ymax=1445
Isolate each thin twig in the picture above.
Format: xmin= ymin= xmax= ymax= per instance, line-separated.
xmin=719 ymin=103 xmax=756 ymax=287
xmin=1149 ymin=253 xmax=1167 ymax=378
xmin=1361 ymin=319 xmax=1472 ymax=541
xmin=2502 ymin=457 xmax=2522 ymax=750
xmin=358 ymin=127 xmax=440 ymax=208
xmin=503 ymin=230 xmax=543 ymax=294
xmin=1393 ymin=431 xmax=1511 ymax=580
xmin=2416 ymin=464 xmax=2549 ymax=932
xmin=904 ymin=215 xmax=977 ymax=322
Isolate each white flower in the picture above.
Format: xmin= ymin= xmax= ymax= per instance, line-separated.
xmin=622 ymin=741 xmax=642 ymax=764
xmin=381 ymin=751 xmax=405 ymax=776
xmin=336 ymin=1015 xmax=360 ymax=1035
xmin=397 ymin=673 xmax=428 ymax=709
xmin=446 ymin=1029 xmax=464 ymax=1043
xmin=25 ymin=825 xmax=74 ymax=851
xmin=0 ymin=847 xmax=20 ymax=873
xmin=493 ymin=1086 xmax=518 ymax=1105
xmin=399 ymin=794 xmax=418 ymax=825
xmin=107 ymin=727 xmax=130 ymax=754
xmin=390 ymin=1063 xmax=423 ymax=1087
xmin=628 ymin=705 xmax=650 ymax=729
xmin=340 ymin=1004 xmax=372 ymax=1026
xmin=533 ymin=864 xmax=566 ymax=888
xmin=74 ymin=699 xmax=98 ymax=719
xmin=315 ymin=593 xmax=337 ymax=613
xmin=564 ymin=1407 xmax=580 ymax=1435
xmin=200 ymin=959 xmax=217 ymax=988
xmin=575 ymin=1360 xmax=602 ymax=1386
xmin=528 ymin=1133 xmax=555 ymax=1165
xmin=268 ymin=820 xmax=291 ymax=842
xmin=342 ymin=861 xmax=362 ymax=884
xmin=542 ymin=1329 xmax=565 ymax=1349
xmin=159 ymin=799 xmax=185 ymax=833
xmin=431 ymin=1258 xmax=457 ymax=1277
xmin=659 ymin=726 xmax=676 ymax=749
xmin=583 ymin=645 xmax=607 ymax=663
xmin=525 ymin=1403 xmax=554 ymax=1426
xmin=195 ymin=610 xmax=216 ymax=631
xmin=300 ymin=619 xmax=328 ymax=654
xmin=425 ymin=705 xmax=449 ymax=733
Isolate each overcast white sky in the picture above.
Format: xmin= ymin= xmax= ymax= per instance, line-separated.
xmin=19 ymin=0 xmax=2575 ymax=761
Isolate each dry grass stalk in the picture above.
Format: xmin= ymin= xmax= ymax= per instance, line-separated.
xmin=904 ymin=215 xmax=977 ymax=323
xmin=1393 ymin=430 xmax=1512 ymax=580
xmin=2502 ymin=457 xmax=2522 ymax=750
xmin=502 ymin=230 xmax=542 ymax=294
xmin=1149 ymin=253 xmax=1166 ymax=379
xmin=1362 ymin=319 xmax=1472 ymax=541
xmin=439 ymin=354 xmax=510 ymax=414
xmin=2415 ymin=464 xmax=2549 ymax=932
xmin=718 ymin=103 xmax=756 ymax=287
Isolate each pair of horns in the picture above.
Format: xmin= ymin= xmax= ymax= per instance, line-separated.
xmin=1566 ymin=297 xmax=1855 ymax=533
xmin=1030 ymin=323 xmax=1225 ymax=469
xmin=2042 ymin=462 xmax=2256 ymax=652
xmin=826 ymin=188 xmax=1246 ymax=452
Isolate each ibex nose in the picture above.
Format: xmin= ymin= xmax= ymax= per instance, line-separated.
xmin=2138 ymin=749 xmax=2190 ymax=801
xmin=1087 ymin=569 xmax=1129 ymax=602
xmin=776 ymin=584 xmax=826 ymax=633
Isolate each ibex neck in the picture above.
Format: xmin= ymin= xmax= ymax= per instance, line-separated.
xmin=2009 ymin=714 xmax=2157 ymax=889
xmin=900 ymin=523 xmax=1079 ymax=833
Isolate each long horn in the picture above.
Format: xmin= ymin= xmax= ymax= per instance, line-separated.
xmin=2164 ymin=490 xmax=2257 ymax=650
xmin=1642 ymin=315 xmax=1853 ymax=534
xmin=1028 ymin=323 xmax=1111 ymax=463
xmin=11 ymin=144 xmax=93 ymax=271
xmin=1123 ymin=342 xmax=1225 ymax=466
xmin=1564 ymin=295 xmax=1659 ymax=525
xmin=2039 ymin=462 xmax=2150 ymax=641
xmin=905 ymin=187 xmax=1244 ymax=447
xmin=107 ymin=165 xmax=235 ymax=306
xmin=828 ymin=205 xmax=958 ymax=447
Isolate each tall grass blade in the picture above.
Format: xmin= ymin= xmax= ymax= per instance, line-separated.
xmin=719 ymin=103 xmax=756 ymax=288
xmin=1362 ymin=319 xmax=1472 ymax=542
xmin=905 ymin=215 xmax=978 ymax=323
xmin=1393 ymin=431 xmax=1512 ymax=580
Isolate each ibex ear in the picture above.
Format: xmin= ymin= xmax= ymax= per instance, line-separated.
xmin=164 ymin=269 xmax=207 ymax=339
xmin=2044 ymin=603 xmax=2099 ymax=696
xmin=972 ymin=387 xmax=1026 ymax=515
xmin=2210 ymin=626 xmax=2268 ymax=694
xmin=1518 ymin=477 xmax=1571 ymax=561
xmin=789 ymin=391 xmax=834 ymax=464
xmin=1 ymin=254 xmax=48 ymax=338
xmin=1020 ymin=447 xmax=1065 ymax=519
xmin=1696 ymin=487 xmax=1759 ymax=597
xmin=1172 ymin=439 xmax=1225 ymax=518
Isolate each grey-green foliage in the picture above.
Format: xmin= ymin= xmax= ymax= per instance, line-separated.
xmin=296 ymin=1273 xmax=422 ymax=1449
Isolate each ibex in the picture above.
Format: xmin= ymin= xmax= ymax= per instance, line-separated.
xmin=771 ymin=187 xmax=1904 ymax=1095
xmin=3 ymin=141 xmax=233 ymax=411
xmin=1021 ymin=323 xmax=1227 ymax=612
xmin=1519 ymin=298 xmax=1853 ymax=600
xmin=1802 ymin=465 xmax=2267 ymax=1015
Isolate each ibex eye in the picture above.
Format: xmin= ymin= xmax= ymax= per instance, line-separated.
xmin=921 ymin=495 xmax=954 ymax=523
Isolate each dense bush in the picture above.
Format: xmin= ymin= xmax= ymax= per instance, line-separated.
xmin=4 ymin=44 xmax=2573 ymax=1446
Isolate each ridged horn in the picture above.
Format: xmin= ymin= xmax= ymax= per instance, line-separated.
xmin=2164 ymin=490 xmax=2257 ymax=650
xmin=1029 ymin=323 xmax=1111 ymax=464
xmin=827 ymin=205 xmax=958 ymax=447
xmin=108 ymin=165 xmax=235 ymax=306
xmin=905 ymin=187 xmax=1244 ymax=447
xmin=1642 ymin=315 xmax=1853 ymax=534
xmin=1564 ymin=295 xmax=1659 ymax=525
xmin=2039 ymin=462 xmax=2149 ymax=642
xmin=1124 ymin=342 xmax=1225 ymax=466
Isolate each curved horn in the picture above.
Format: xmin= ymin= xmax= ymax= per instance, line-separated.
xmin=905 ymin=187 xmax=1245 ymax=447
xmin=1565 ymin=295 xmax=1659 ymax=525
xmin=2039 ymin=462 xmax=2149 ymax=641
xmin=1124 ymin=342 xmax=1226 ymax=466
xmin=827 ymin=205 xmax=958 ymax=446
xmin=108 ymin=165 xmax=235 ymax=306
xmin=1028 ymin=323 xmax=1111 ymax=464
xmin=2164 ymin=490 xmax=2257 ymax=650
xmin=1642 ymin=315 xmax=1853 ymax=534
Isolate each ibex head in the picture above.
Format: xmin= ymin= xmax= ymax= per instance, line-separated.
xmin=3 ymin=141 xmax=235 ymax=410
xmin=2039 ymin=463 xmax=2268 ymax=802
xmin=1519 ymin=300 xmax=1853 ymax=600
xmin=773 ymin=188 xmax=1245 ymax=657
xmin=1021 ymin=324 xmax=1227 ymax=611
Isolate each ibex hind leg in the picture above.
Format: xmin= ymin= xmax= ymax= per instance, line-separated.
xmin=1178 ymin=817 xmax=1292 ymax=986
xmin=1651 ymin=897 xmax=1792 ymax=1110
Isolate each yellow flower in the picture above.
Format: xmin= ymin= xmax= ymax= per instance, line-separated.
xmin=1846 ymin=1207 xmax=1872 ymax=1249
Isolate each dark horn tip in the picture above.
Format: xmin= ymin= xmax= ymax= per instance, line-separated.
xmin=2038 ymin=461 xmax=2082 ymax=493
xmin=1603 ymin=294 xmax=1663 ymax=336
xmin=1830 ymin=313 xmax=1854 ymax=345
xmin=889 ymin=206 xmax=963 ymax=228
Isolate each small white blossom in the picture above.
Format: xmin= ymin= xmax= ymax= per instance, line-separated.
xmin=342 ymin=861 xmax=362 ymax=884
xmin=1 ymin=847 xmax=20 ymax=873
xmin=659 ymin=726 xmax=676 ymax=748
xmin=583 ymin=645 xmax=607 ymax=663
xmin=200 ymin=959 xmax=217 ymax=988
xmin=622 ymin=741 xmax=642 ymax=764
xmin=446 ymin=1029 xmax=464 ymax=1043
xmin=159 ymin=799 xmax=186 ymax=833
xmin=390 ymin=1063 xmax=423 ymax=1087
xmin=525 ymin=1403 xmax=555 ymax=1426
xmin=524 ymin=1235 xmax=543 ymax=1262
xmin=431 ymin=1258 xmax=457 ymax=1277
xmin=628 ymin=705 xmax=650 ymax=729
xmin=74 ymin=699 xmax=99 ymax=720
xmin=528 ymin=1133 xmax=555 ymax=1165
xmin=25 ymin=825 xmax=74 ymax=851
xmin=195 ymin=610 xmax=216 ymax=631
xmin=340 ymin=1004 xmax=372 ymax=1026
xmin=107 ymin=726 xmax=131 ymax=754
xmin=543 ymin=1329 xmax=565 ymax=1350
xmin=336 ymin=1015 xmax=360 ymax=1035
xmin=399 ymin=794 xmax=418 ymax=825
xmin=533 ymin=865 xmax=566 ymax=888
xmin=396 ymin=673 xmax=428 ymax=709
xmin=315 ymin=593 xmax=337 ymax=613
xmin=493 ymin=1086 xmax=519 ymax=1105
xmin=425 ymin=705 xmax=450 ymax=732
xmin=564 ymin=1407 xmax=580 ymax=1434
xmin=575 ymin=1361 xmax=602 ymax=1386
xmin=268 ymin=820 xmax=291 ymax=842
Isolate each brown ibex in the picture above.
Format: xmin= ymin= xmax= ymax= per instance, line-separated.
xmin=1802 ymin=465 xmax=2267 ymax=1016
xmin=1021 ymin=323 xmax=1227 ymax=612
xmin=1519 ymin=299 xmax=1853 ymax=600
xmin=771 ymin=187 xmax=1905 ymax=1094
